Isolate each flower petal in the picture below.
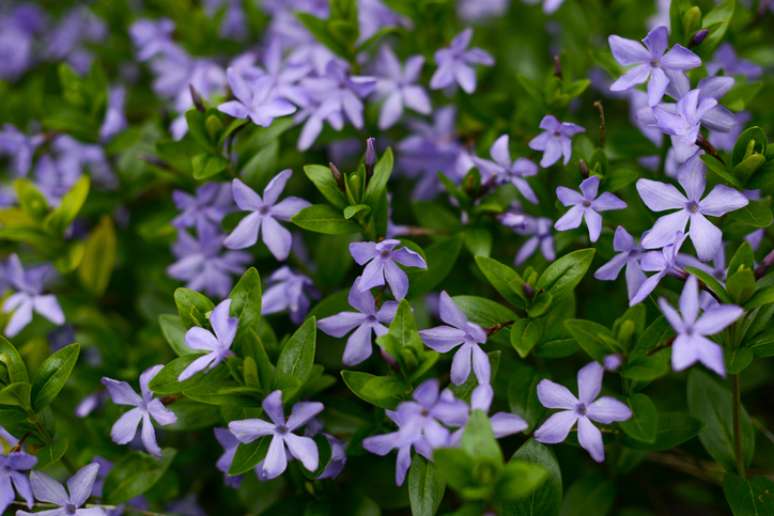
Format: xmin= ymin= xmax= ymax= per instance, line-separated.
xmin=534 ymin=410 xmax=577 ymax=444
xmin=636 ymin=179 xmax=687 ymax=212
xmin=577 ymin=416 xmax=605 ymax=462
xmin=284 ymin=433 xmax=319 ymax=472
xmin=577 ymin=362 xmax=604 ymax=404
xmin=536 ymin=379 xmax=577 ymax=409
xmin=587 ymin=397 xmax=632 ymax=424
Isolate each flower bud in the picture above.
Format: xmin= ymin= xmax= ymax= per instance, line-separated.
xmin=682 ymin=6 xmax=702 ymax=37
xmin=689 ymin=28 xmax=709 ymax=47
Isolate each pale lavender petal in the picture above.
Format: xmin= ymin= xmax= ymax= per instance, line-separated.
xmin=490 ymin=413 xmax=528 ymax=438
xmin=29 ymin=471 xmax=68 ymax=505
xmin=362 ymin=432 xmax=399 ymax=455
xmin=640 ymin=210 xmax=690 ymax=250
xmin=419 ymin=326 xmax=466 ymax=352
xmin=556 ymin=186 xmax=584 ymax=206
xmin=101 ymin=378 xmax=141 ymax=406
xmin=262 ymin=390 xmax=285 ymax=426
xmin=177 ymin=353 xmax=216 ymax=382
xmin=661 ymin=45 xmax=702 ymax=70
xmin=438 ymin=291 xmax=467 ymax=329
xmin=318 ymin=312 xmax=367 ymax=338
xmin=695 ymin=335 xmax=726 ymax=376
xmin=577 ymin=361 xmax=603 ymax=404
xmin=67 ymin=463 xmax=100 ymax=507
xmin=262 ymin=169 xmax=292 ymax=207
xmin=671 ymin=334 xmax=699 ymax=372
xmin=643 ymin=26 xmax=669 ymax=57
xmin=647 ymin=67 xmax=669 ymax=107
xmin=587 ymin=397 xmax=632 ymax=424
xmin=342 ymin=323 xmax=373 ymax=365
xmin=608 ymin=35 xmax=650 ymax=65
xmin=228 ymin=418 xmax=275 ymax=442
xmin=147 ymin=398 xmax=177 ymax=425
xmin=699 ymin=185 xmax=749 ymax=216
xmin=577 ymin=416 xmax=604 ymax=462
xmin=636 ymin=179 xmax=687 ymax=212
xmin=658 ymin=298 xmax=684 ymax=332
xmin=689 ymin=213 xmax=723 ymax=261
xmin=270 ymin=197 xmax=309 ymax=221
xmin=536 ymin=379 xmax=577 ymax=409
xmin=224 ymin=212 xmax=262 ymax=249
xmin=584 ymin=209 xmax=602 ymax=243
xmin=141 ymin=414 xmax=162 ymax=457
xmin=383 ymin=260 xmax=409 ymax=300
xmin=286 ymin=401 xmax=325 ymax=431
xmin=679 ymin=275 xmax=700 ymax=325
xmin=349 ymin=242 xmax=376 ymax=264
xmin=358 ymin=261 xmax=385 ymax=291
xmin=609 ymin=64 xmax=650 ymax=92
xmin=231 ymin=179 xmax=262 ymax=211
xmin=471 ymin=344 xmax=490 ymax=385
xmin=260 ymin=435 xmax=288 ymax=479
xmin=110 ymin=407 xmax=143 ymax=444
xmin=32 ymin=295 xmax=64 ymax=324
xmin=594 ymin=253 xmax=628 ymax=281
xmin=592 ymin=193 xmax=627 ymax=211
xmin=694 ymin=305 xmax=743 ymax=335
xmin=554 ymin=205 xmax=584 ymax=232
xmin=284 ymin=433 xmax=319 ymax=471
xmin=450 ymin=344 xmax=472 ymax=385
xmin=534 ymin=410 xmax=577 ymax=444
xmin=185 ymin=327 xmax=220 ymax=352
xmin=392 ymin=247 xmax=427 ymax=269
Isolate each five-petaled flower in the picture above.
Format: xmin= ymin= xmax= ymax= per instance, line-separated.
xmin=101 ymin=365 xmax=178 ymax=457
xmin=17 ymin=462 xmax=102 ymax=516
xmin=229 ymin=390 xmax=323 ymax=480
xmin=318 ymin=279 xmax=398 ymax=366
xmin=430 ymin=28 xmax=493 ymax=93
xmin=218 ymin=66 xmax=297 ymax=127
xmin=636 ymin=164 xmax=748 ymax=260
xmin=594 ymin=226 xmax=647 ymax=302
xmin=419 ymin=291 xmax=490 ymax=385
xmin=224 ymin=170 xmax=310 ymax=260
xmin=178 ymin=299 xmax=238 ymax=381
xmin=0 ymin=428 xmax=36 ymax=514
xmin=2 ymin=254 xmax=64 ymax=337
xmin=349 ymin=239 xmax=427 ymax=300
xmin=555 ymin=176 xmax=627 ymax=242
xmin=659 ymin=275 xmax=742 ymax=377
xmin=473 ymin=134 xmax=539 ymax=204
xmin=374 ymin=45 xmax=431 ymax=129
xmin=528 ymin=115 xmax=585 ymax=168
xmin=534 ymin=362 xmax=632 ymax=462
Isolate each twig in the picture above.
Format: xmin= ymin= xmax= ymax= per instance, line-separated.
xmin=696 ymin=135 xmax=725 ymax=165
xmin=593 ymin=100 xmax=606 ymax=147
xmin=553 ymin=55 xmax=562 ymax=79
xmin=647 ymin=452 xmax=724 ymax=484
xmin=485 ymin=320 xmax=514 ymax=336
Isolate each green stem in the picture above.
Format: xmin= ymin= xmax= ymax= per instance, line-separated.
xmin=732 ymin=374 xmax=746 ymax=478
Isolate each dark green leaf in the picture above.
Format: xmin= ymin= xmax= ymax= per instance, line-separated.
xmin=292 ymin=204 xmax=361 ymax=234
xmin=475 ymin=256 xmax=527 ymax=308
xmin=103 ymin=448 xmax=177 ymax=504
xmin=723 ymin=473 xmax=774 ymax=516
xmin=408 ymin=455 xmax=445 ymax=516
xmin=560 ymin=473 xmax=615 ymax=516
xmin=341 ymin=370 xmax=408 ymax=409
xmin=501 ymin=440 xmax=562 ymax=516
xmin=31 ymin=343 xmax=80 ymax=412
xmin=619 ymin=394 xmax=657 ymax=444
xmin=304 ymin=164 xmax=348 ymax=209
xmin=536 ymin=249 xmax=595 ymax=298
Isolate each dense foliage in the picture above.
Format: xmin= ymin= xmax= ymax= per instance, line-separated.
xmin=0 ymin=0 xmax=773 ymax=514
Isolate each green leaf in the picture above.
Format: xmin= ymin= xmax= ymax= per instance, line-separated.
xmin=564 ymin=319 xmax=619 ymax=360
xmin=630 ymin=316 xmax=672 ymax=358
xmin=304 ymin=164 xmax=347 ymax=209
xmin=192 ymin=153 xmax=229 ymax=180
xmin=732 ymin=127 xmax=768 ymax=167
xmin=229 ymin=267 xmax=262 ymax=332
xmin=364 ymin=147 xmax=394 ymax=206
xmin=507 ymin=362 xmax=543 ymax=431
xmin=727 ymin=267 xmax=756 ymax=304
xmin=462 ymin=411 xmax=502 ymax=467
xmin=724 ymin=199 xmax=773 ymax=236
xmin=619 ymin=394 xmax=657 ymax=444
xmin=78 ymin=216 xmax=117 ymax=296
xmin=699 ymin=0 xmax=736 ymax=52
xmin=408 ymin=237 xmax=463 ymax=297
xmin=536 ymin=249 xmax=595 ymax=298
xmin=0 ymin=336 xmax=28 ymax=384
xmin=159 ymin=314 xmax=191 ymax=356
xmin=495 ymin=460 xmax=548 ymax=502
xmin=0 ymin=382 xmax=31 ymax=410
xmin=340 ymin=370 xmax=407 ymax=409
xmin=14 ymin=179 xmax=49 ymax=220
xmin=103 ymin=448 xmax=177 ymax=504
xmin=475 ymin=256 xmax=527 ymax=308
xmin=433 ymin=448 xmax=476 ymax=493
xmin=451 ymin=296 xmax=516 ymax=328
xmin=375 ymin=300 xmax=425 ymax=371
xmin=510 ymin=319 xmax=543 ymax=358
xmin=174 ymin=288 xmax=214 ymax=328
xmin=408 ymin=455 xmax=445 ymax=516
xmin=292 ymin=204 xmax=361 ymax=234
xmin=500 ymin=440 xmax=562 ymax=516
xmin=560 ymin=473 xmax=616 ymax=516
xmin=35 ymin=438 xmax=69 ymax=468
xmin=343 ymin=204 xmax=370 ymax=219
xmin=229 ymin=437 xmax=271 ymax=475
xmin=274 ymin=317 xmax=317 ymax=396
xmin=684 ymin=266 xmax=733 ymax=304
xmin=463 ymin=228 xmax=492 ymax=257
xmin=728 ymin=241 xmax=755 ymax=275
xmin=31 ymin=343 xmax=80 ymax=412
xmin=723 ymin=473 xmax=774 ymax=516
xmin=687 ymin=369 xmax=755 ymax=470
xmin=620 ymin=349 xmax=670 ymax=382
xmin=746 ymin=286 xmax=774 ymax=310
xmin=43 ymin=176 xmax=90 ymax=234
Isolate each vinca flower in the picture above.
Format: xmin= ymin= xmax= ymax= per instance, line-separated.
xmin=0 ymin=435 xmax=36 ymax=514
xmin=594 ymin=226 xmax=647 ymax=302
xmin=630 ymin=231 xmax=688 ymax=306
xmin=659 ymin=275 xmax=743 ymax=377
xmin=218 ymin=66 xmax=297 ymax=127
xmin=449 ymin=384 xmax=527 ymax=444
xmin=528 ymin=115 xmax=585 ymax=168
xmin=419 ymin=291 xmax=490 ymax=385
xmin=608 ymin=26 xmax=701 ymax=106
xmin=472 ymin=134 xmax=539 ymax=204
xmin=214 ymin=428 xmax=242 ymax=488
xmin=0 ymin=124 xmax=42 ymax=176
xmin=172 ymin=182 xmax=233 ymax=236
xmin=707 ymin=43 xmax=762 ymax=80
xmin=178 ymin=299 xmax=238 ymax=381
xmin=18 ymin=462 xmax=102 ymax=516
xmin=506 ymin=215 xmax=556 ymax=265
xmin=102 ymin=365 xmax=177 ymax=457
xmin=430 ymin=28 xmax=493 ymax=93
xmin=554 ymin=176 xmax=627 ymax=242
xmin=651 ymin=90 xmax=720 ymax=163
xmin=224 ymin=170 xmax=310 ymax=260
xmin=349 ymin=239 xmax=427 ymax=300
xmin=229 ymin=390 xmax=323 ymax=480
xmin=2 ymin=254 xmax=64 ymax=337
xmin=534 ymin=362 xmax=632 ymax=462
xmin=318 ymin=280 xmax=398 ymax=365
xmin=636 ymin=164 xmax=748 ymax=260
xmin=373 ymin=45 xmax=431 ymax=129
xmin=261 ymin=267 xmax=317 ymax=323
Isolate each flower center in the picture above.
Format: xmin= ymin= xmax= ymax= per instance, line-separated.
xmin=582 ymin=200 xmax=591 ymax=208
xmin=686 ymin=201 xmax=700 ymax=214
xmin=276 ymin=424 xmax=288 ymax=435
xmin=65 ymin=504 xmax=77 ymax=515
xmin=575 ymin=402 xmax=587 ymax=416
xmin=379 ymin=249 xmax=391 ymax=259
xmin=259 ymin=206 xmax=270 ymax=215
xmin=366 ymin=314 xmax=377 ymax=323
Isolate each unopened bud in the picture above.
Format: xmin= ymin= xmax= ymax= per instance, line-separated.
xmin=682 ymin=7 xmax=702 ymax=37
xmin=329 ymin=162 xmax=345 ymax=191
xmin=189 ymin=84 xmax=205 ymax=112
xmin=689 ymin=28 xmax=709 ymax=47
xmin=579 ymin=159 xmax=590 ymax=178
xmin=365 ymin=137 xmax=376 ymax=167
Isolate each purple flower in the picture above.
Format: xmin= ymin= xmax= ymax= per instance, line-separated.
xmin=373 ymin=46 xmax=431 ymax=129
xmin=17 ymin=463 xmax=101 ymax=516
xmin=555 ymin=176 xmax=626 ymax=242
xmin=349 ymin=239 xmax=427 ymax=300
xmin=419 ymin=291 xmax=489 ymax=385
xmin=707 ymin=43 xmax=762 ymax=80
xmin=45 ymin=7 xmax=106 ymax=74
xmin=218 ymin=66 xmax=297 ymax=127
xmin=709 ymin=111 xmax=750 ymax=152
xmin=430 ymin=28 xmax=493 ymax=93
xmin=358 ymin=0 xmax=409 ymax=42
xmin=450 ymin=384 xmax=527 ymax=444
xmin=214 ymin=428 xmax=243 ymax=487
xmin=502 ymin=213 xmax=556 ymax=265
xmin=651 ymin=90 xmax=717 ymax=163
xmin=528 ymin=115 xmax=585 ymax=168
xmin=242 ymin=40 xmax=312 ymax=107
xmin=524 ymin=0 xmax=566 ymax=13
xmin=172 ymin=182 xmax=233 ymax=236
xmin=318 ymin=280 xmax=398 ymax=365
xmin=659 ymin=275 xmax=742 ymax=377
xmin=594 ymin=226 xmax=646 ymax=302
xmin=362 ymin=379 xmax=468 ymax=485
xmin=473 ymin=135 xmax=539 ymax=204
xmin=99 ymin=86 xmax=127 ymax=142
xmin=224 ymin=170 xmax=309 ymax=260
xmin=178 ymin=299 xmax=238 ymax=381
xmin=630 ymin=231 xmax=688 ymax=305
xmin=0 ymin=446 xmax=36 ymax=514
xmin=608 ymin=26 xmax=701 ymax=106
xmin=303 ymin=418 xmax=347 ymax=480
xmin=228 ymin=390 xmax=323 ymax=480
xmin=167 ymin=227 xmax=251 ymax=299
xmin=458 ymin=0 xmax=509 ymax=21
xmin=101 ymin=365 xmax=178 ymax=457
xmin=534 ymin=362 xmax=631 ymax=462
xmin=0 ymin=11 xmax=37 ymax=80
xmin=205 ymin=0 xmax=247 ymax=39
xmin=261 ymin=267 xmax=316 ymax=324
xmin=0 ymin=124 xmax=42 ymax=176
xmin=2 ymin=254 xmax=64 ymax=337
xmin=130 ymin=18 xmax=175 ymax=61
xmin=636 ymin=164 xmax=748 ymax=260
xmin=603 ymin=354 xmax=623 ymax=371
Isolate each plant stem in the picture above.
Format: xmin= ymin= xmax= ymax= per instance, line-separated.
xmin=732 ymin=373 xmax=746 ymax=478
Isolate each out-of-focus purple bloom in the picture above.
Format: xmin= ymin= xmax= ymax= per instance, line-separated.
xmin=362 ymin=379 xmax=467 ymax=485
xmin=35 ymin=136 xmax=115 ymax=204
xmin=129 ymin=18 xmax=175 ymax=61
xmin=0 ymin=439 xmax=36 ymax=514
xmin=707 ymin=43 xmax=762 ymax=80
xmin=17 ymin=463 xmax=102 ymax=516
xmin=45 ymin=7 xmax=106 ymax=74
xmin=430 ymin=28 xmax=493 ymax=93
xmin=473 ymin=135 xmax=539 ymax=204
xmin=666 ymin=76 xmax=737 ymax=134
xmin=2 ymin=254 xmax=64 ymax=337
xmin=261 ymin=267 xmax=317 ymax=324
xmin=555 ymin=176 xmax=626 ymax=242
xmin=636 ymin=164 xmax=748 ymax=259
xmin=179 ymin=299 xmax=237 ymax=381
xmin=373 ymin=46 xmax=431 ymax=129
xmin=319 ymin=280 xmax=398 ymax=365
xmin=99 ymin=86 xmax=127 ymax=142
xmin=75 ymin=391 xmax=107 ymax=418
xmin=504 ymin=215 xmax=555 ymax=265
xmin=218 ymin=66 xmax=297 ymax=127
xmin=709 ymin=111 xmax=750 ymax=152
xmin=167 ymin=227 xmax=251 ymax=299
xmin=420 ymin=291 xmax=489 ymax=385
xmin=205 ymin=0 xmax=247 ymax=40
xmin=224 ymin=170 xmax=309 ymax=260
xmin=304 ymin=418 xmax=347 ymax=480
xmin=528 ymin=115 xmax=585 ymax=168
xmin=594 ymin=226 xmax=647 ymax=302
xmin=0 ymin=124 xmax=43 ymax=176
xmin=450 ymin=384 xmax=527 ymax=444
xmin=230 ymin=41 xmax=311 ymax=109
xmin=603 ymin=354 xmax=623 ymax=371
xmin=349 ymin=239 xmax=427 ymax=300
xmin=651 ymin=90 xmax=717 ymax=163
xmin=458 ymin=0 xmax=509 ymax=21
xmin=534 ymin=362 xmax=631 ymax=462
xmin=524 ymin=0 xmax=566 ymax=14
xmin=172 ymin=182 xmax=233 ymax=236
xmin=398 ymin=107 xmax=474 ymax=198
xmin=608 ymin=26 xmax=701 ymax=106
xmin=166 ymin=494 xmax=206 ymax=516
xmin=0 ymin=5 xmax=44 ymax=80
xmin=358 ymin=0 xmax=409 ymax=42
xmin=101 ymin=365 xmax=177 ymax=457
xmin=229 ymin=390 xmax=323 ymax=480
xmin=630 ymin=231 xmax=688 ymax=305
xmin=660 ymin=275 xmax=742 ymax=377
xmin=214 ymin=428 xmax=243 ymax=487
xmin=629 ymin=90 xmax=664 ymax=145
